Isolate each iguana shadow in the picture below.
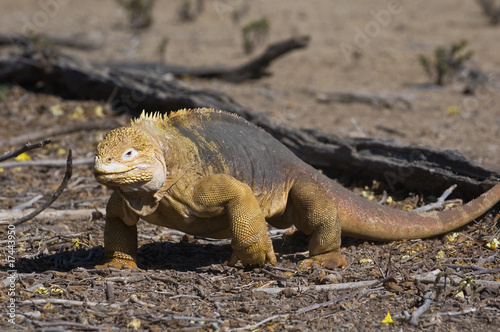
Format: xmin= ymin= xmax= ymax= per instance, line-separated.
xmin=0 ymin=234 xmax=317 ymax=273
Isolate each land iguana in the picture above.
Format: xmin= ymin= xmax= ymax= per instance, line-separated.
xmin=93 ymin=108 xmax=500 ymax=269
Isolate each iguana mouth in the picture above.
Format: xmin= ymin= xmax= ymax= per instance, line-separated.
xmin=93 ymin=161 xmax=134 ymax=176
xmin=94 ymin=168 xmax=131 ymax=175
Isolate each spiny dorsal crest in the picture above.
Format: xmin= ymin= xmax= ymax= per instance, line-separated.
xmin=131 ymin=108 xmax=221 ymax=126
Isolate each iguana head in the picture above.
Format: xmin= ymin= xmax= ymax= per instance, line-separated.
xmin=94 ymin=127 xmax=166 ymax=193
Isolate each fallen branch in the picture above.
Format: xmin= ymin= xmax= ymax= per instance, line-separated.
xmin=5 ymin=119 xmax=121 ymax=147
xmin=315 ymin=90 xmax=413 ymax=110
xmin=295 ymin=291 xmax=358 ymax=314
xmin=0 ymin=208 xmax=99 ymax=225
xmin=438 ymin=308 xmax=477 ymax=316
xmin=0 ymin=157 xmax=93 ymax=169
xmin=0 ymin=33 xmax=101 ymax=50
xmin=31 ymin=321 xmax=110 ymax=331
xmin=411 ymin=184 xmax=461 ymax=212
xmin=253 ymin=279 xmax=381 ymax=295
xmin=405 ymin=291 xmax=434 ymax=326
xmin=104 ymin=35 xmax=311 ymax=83
xmin=19 ymin=298 xmax=119 ymax=308
xmin=253 ymin=269 xmax=500 ymax=296
xmin=0 ymin=139 xmax=51 ymax=162
xmin=10 ymin=150 xmax=73 ymax=226
xmin=232 ymin=314 xmax=289 ymax=331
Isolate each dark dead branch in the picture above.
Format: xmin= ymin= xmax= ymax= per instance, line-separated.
xmin=5 ymin=119 xmax=122 ymax=147
xmin=314 ymin=90 xmax=413 ymax=110
xmin=0 ymin=139 xmax=51 ymax=162
xmin=0 ymin=51 xmax=498 ymax=199
xmin=102 ymin=35 xmax=311 ymax=82
xmin=0 ymin=33 xmax=101 ymax=50
xmin=10 ymin=150 xmax=73 ymax=226
xmin=405 ymin=291 xmax=434 ymax=326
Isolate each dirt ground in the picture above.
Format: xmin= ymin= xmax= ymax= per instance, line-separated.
xmin=1 ymin=0 xmax=500 ymax=331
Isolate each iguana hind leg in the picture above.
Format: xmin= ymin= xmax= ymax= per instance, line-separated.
xmin=289 ymin=180 xmax=347 ymax=269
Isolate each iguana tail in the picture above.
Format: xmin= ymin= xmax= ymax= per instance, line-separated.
xmin=333 ymin=182 xmax=500 ymax=241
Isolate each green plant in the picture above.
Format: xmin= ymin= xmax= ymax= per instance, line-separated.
xmin=0 ymin=85 xmax=9 ymax=101
xmin=178 ymin=0 xmax=205 ymax=22
xmin=241 ymin=17 xmax=270 ymax=54
xmin=157 ymin=36 xmax=169 ymax=63
xmin=476 ymin=0 xmax=500 ymax=25
xmin=116 ymin=0 xmax=155 ymax=30
xmin=419 ymin=40 xmax=474 ymax=86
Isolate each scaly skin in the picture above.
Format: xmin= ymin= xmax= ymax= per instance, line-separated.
xmin=94 ymin=108 xmax=500 ymax=269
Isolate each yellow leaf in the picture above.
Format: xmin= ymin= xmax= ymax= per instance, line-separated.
xmin=95 ymin=105 xmax=105 ymax=118
xmin=35 ymin=286 xmax=49 ymax=295
xmin=127 ymin=318 xmax=141 ymax=330
xmin=447 ymin=105 xmax=460 ymax=116
xmin=42 ymin=302 xmax=54 ymax=310
xmin=381 ymin=310 xmax=395 ymax=324
xmin=50 ymin=287 xmax=65 ymax=294
xmin=0 ymin=168 xmax=4 ymax=173
xmin=486 ymin=238 xmax=499 ymax=250
xmin=68 ymin=106 xmax=84 ymax=120
xmin=50 ymin=104 xmax=64 ymax=117
xmin=446 ymin=233 xmax=459 ymax=243
xmin=359 ymin=258 xmax=373 ymax=264
xmin=72 ymin=238 xmax=80 ymax=249
xmin=15 ymin=152 xmax=31 ymax=161
xmin=435 ymin=250 xmax=446 ymax=259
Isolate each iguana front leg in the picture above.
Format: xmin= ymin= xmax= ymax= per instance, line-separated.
xmin=193 ymin=174 xmax=277 ymax=267
xmin=96 ymin=192 xmax=139 ymax=270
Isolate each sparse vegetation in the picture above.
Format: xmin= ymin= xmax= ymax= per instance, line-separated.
xmin=157 ymin=36 xmax=169 ymax=63
xmin=419 ymin=40 xmax=474 ymax=86
xmin=476 ymin=0 xmax=500 ymax=25
xmin=241 ymin=17 xmax=270 ymax=54
xmin=0 ymin=85 xmax=9 ymax=101
xmin=116 ymin=0 xmax=155 ymax=30
xmin=178 ymin=0 xmax=205 ymax=22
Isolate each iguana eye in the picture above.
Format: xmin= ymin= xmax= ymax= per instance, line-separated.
xmin=121 ymin=148 xmax=138 ymax=161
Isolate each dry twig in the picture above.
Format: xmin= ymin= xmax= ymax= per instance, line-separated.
xmin=405 ymin=291 xmax=434 ymax=326
xmin=253 ymin=279 xmax=381 ymax=295
xmin=411 ymin=184 xmax=461 ymax=212
xmin=0 ymin=208 xmax=100 ymax=225
xmin=0 ymin=157 xmax=93 ymax=169
xmin=5 ymin=119 xmax=121 ymax=147
xmin=10 ymin=150 xmax=73 ymax=226
xmin=232 ymin=314 xmax=289 ymax=331
xmin=0 ymin=139 xmax=52 ymax=162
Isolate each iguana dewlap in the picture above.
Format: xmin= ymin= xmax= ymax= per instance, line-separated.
xmin=94 ymin=108 xmax=500 ymax=269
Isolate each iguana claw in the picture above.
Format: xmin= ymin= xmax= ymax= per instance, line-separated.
xmin=299 ymin=250 xmax=347 ymax=270
xmin=229 ymin=235 xmax=277 ymax=267
xmin=96 ymin=258 xmax=139 ymax=270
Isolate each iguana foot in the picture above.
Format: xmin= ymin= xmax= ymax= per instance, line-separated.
xmin=299 ymin=250 xmax=347 ymax=270
xmin=229 ymin=235 xmax=277 ymax=267
xmin=95 ymin=258 xmax=139 ymax=270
